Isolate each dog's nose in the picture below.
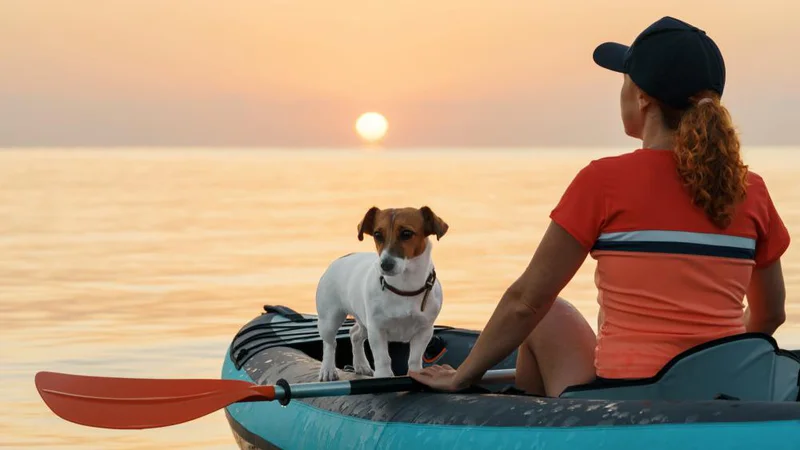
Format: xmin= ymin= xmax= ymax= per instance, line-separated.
xmin=380 ymin=259 xmax=396 ymax=272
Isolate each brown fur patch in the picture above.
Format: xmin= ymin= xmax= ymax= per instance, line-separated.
xmin=356 ymin=206 xmax=448 ymax=258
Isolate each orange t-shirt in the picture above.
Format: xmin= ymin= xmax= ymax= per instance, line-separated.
xmin=550 ymin=149 xmax=790 ymax=379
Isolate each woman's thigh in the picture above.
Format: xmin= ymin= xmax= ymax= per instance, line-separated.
xmin=515 ymin=297 xmax=597 ymax=397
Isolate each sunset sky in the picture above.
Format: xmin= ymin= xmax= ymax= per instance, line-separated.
xmin=1 ymin=0 xmax=798 ymax=147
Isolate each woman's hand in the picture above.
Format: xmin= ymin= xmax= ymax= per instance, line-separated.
xmin=407 ymin=364 xmax=471 ymax=392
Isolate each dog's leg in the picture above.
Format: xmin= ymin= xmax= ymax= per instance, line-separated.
xmin=349 ymin=321 xmax=373 ymax=376
xmin=366 ymin=328 xmax=394 ymax=378
xmin=317 ymin=308 xmax=347 ymax=382
xmin=407 ymin=327 xmax=434 ymax=373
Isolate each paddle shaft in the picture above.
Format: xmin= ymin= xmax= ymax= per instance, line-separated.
xmin=271 ymin=368 xmax=516 ymax=403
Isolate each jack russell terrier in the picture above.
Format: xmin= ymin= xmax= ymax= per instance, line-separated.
xmin=316 ymin=206 xmax=448 ymax=381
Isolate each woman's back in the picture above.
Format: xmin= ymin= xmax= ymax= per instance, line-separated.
xmin=551 ymin=148 xmax=790 ymax=378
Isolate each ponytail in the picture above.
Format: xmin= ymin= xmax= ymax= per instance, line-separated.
xmin=660 ymin=93 xmax=748 ymax=229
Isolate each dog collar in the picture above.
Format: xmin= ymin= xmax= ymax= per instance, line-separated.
xmin=379 ymin=269 xmax=437 ymax=312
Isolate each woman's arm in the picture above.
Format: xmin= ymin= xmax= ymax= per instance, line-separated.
xmin=418 ymin=220 xmax=590 ymax=390
xmin=745 ymin=259 xmax=787 ymax=335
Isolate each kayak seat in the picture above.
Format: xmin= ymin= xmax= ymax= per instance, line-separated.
xmin=560 ymin=332 xmax=800 ymax=402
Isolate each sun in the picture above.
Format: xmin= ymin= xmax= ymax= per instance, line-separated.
xmin=355 ymin=112 xmax=388 ymax=144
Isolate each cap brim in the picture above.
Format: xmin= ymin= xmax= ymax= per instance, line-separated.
xmin=593 ymin=42 xmax=629 ymax=73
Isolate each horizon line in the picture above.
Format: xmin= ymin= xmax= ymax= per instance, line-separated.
xmin=2 ymin=143 xmax=799 ymax=151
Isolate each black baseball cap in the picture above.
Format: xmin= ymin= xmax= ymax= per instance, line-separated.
xmin=593 ymin=16 xmax=726 ymax=110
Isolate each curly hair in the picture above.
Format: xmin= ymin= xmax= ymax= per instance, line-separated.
xmin=659 ymin=92 xmax=749 ymax=229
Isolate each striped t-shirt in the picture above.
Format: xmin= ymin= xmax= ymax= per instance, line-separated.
xmin=550 ymin=149 xmax=790 ymax=379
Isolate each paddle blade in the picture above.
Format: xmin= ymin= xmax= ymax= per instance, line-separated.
xmin=35 ymin=371 xmax=275 ymax=430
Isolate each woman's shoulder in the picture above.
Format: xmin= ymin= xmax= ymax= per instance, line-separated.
xmin=731 ymin=169 xmax=783 ymax=236
xmin=584 ymin=148 xmax=669 ymax=167
xmin=576 ymin=149 xmax=670 ymax=179
xmin=745 ymin=169 xmax=767 ymax=187
xmin=743 ymin=170 xmax=773 ymax=200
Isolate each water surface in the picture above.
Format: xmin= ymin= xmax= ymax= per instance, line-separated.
xmin=2 ymin=147 xmax=798 ymax=448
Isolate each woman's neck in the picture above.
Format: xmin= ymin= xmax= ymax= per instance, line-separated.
xmin=640 ymin=113 xmax=676 ymax=151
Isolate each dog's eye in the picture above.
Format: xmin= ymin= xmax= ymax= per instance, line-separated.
xmin=399 ymin=230 xmax=414 ymax=240
xmin=373 ymin=232 xmax=384 ymax=242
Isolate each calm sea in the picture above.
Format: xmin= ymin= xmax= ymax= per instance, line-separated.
xmin=2 ymin=147 xmax=798 ymax=449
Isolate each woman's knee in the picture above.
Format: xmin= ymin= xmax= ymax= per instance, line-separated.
xmin=525 ymin=297 xmax=597 ymax=396
xmin=533 ymin=297 xmax=595 ymax=339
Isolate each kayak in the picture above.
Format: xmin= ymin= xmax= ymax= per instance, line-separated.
xmin=221 ymin=305 xmax=800 ymax=450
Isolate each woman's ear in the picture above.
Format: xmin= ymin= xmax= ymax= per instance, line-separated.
xmin=637 ymin=88 xmax=652 ymax=112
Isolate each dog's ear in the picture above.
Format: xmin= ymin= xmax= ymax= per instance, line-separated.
xmin=420 ymin=206 xmax=448 ymax=240
xmin=357 ymin=206 xmax=380 ymax=241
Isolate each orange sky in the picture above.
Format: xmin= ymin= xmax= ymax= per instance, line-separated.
xmin=1 ymin=0 xmax=798 ymax=147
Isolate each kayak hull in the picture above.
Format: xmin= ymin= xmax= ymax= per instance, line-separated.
xmin=222 ymin=306 xmax=800 ymax=450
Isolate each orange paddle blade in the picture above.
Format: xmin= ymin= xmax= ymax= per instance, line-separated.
xmin=34 ymin=371 xmax=275 ymax=430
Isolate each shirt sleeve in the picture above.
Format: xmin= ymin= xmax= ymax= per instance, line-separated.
xmin=754 ymin=187 xmax=790 ymax=268
xmin=549 ymin=161 xmax=607 ymax=250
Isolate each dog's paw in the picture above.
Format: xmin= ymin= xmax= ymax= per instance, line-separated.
xmin=318 ymin=366 xmax=339 ymax=382
xmin=353 ymin=361 xmax=374 ymax=377
xmin=407 ymin=362 xmax=423 ymax=373
xmin=373 ymin=368 xmax=394 ymax=378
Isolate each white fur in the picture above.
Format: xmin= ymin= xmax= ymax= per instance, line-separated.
xmin=315 ymin=239 xmax=442 ymax=381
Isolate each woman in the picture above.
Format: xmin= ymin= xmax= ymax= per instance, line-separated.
xmin=409 ymin=16 xmax=790 ymax=396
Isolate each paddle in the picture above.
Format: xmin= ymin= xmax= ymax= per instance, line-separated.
xmin=35 ymin=368 xmax=516 ymax=430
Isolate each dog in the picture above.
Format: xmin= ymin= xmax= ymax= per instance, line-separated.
xmin=315 ymin=206 xmax=448 ymax=381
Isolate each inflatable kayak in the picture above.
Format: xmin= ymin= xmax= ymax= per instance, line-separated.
xmin=222 ymin=305 xmax=800 ymax=450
